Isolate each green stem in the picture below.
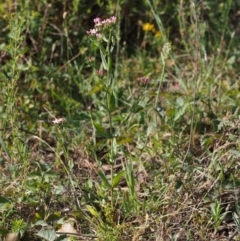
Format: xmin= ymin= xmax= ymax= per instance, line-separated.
xmin=106 ymin=31 xmax=115 ymax=208
xmin=154 ymin=60 xmax=166 ymax=125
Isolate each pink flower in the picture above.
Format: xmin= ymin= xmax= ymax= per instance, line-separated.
xmin=110 ymin=16 xmax=116 ymax=23
xmin=90 ymin=28 xmax=98 ymax=35
xmin=101 ymin=19 xmax=107 ymax=25
xmin=97 ymin=69 xmax=105 ymax=76
xmin=96 ymin=33 xmax=101 ymax=38
xmin=52 ymin=118 xmax=65 ymax=124
xmin=95 ymin=22 xmax=102 ymax=27
xmin=86 ymin=28 xmax=98 ymax=35
xmin=94 ymin=17 xmax=101 ymax=24
xmin=87 ymin=16 xmax=117 ymax=38
xmin=140 ymin=77 xmax=151 ymax=85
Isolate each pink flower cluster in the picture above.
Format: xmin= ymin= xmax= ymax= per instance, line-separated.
xmin=86 ymin=16 xmax=116 ymax=38
xmin=87 ymin=28 xmax=101 ymax=38
xmin=140 ymin=77 xmax=151 ymax=85
xmin=94 ymin=16 xmax=116 ymax=26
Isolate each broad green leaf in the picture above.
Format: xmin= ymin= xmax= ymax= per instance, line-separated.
xmin=35 ymin=210 xmax=45 ymax=220
xmin=37 ymin=227 xmax=56 ymax=241
xmin=174 ymin=103 xmax=188 ymax=122
xmin=34 ymin=220 xmax=48 ymax=226
xmin=46 ymin=212 xmax=61 ymax=222
xmin=0 ymin=196 xmax=11 ymax=212
xmin=176 ymin=97 xmax=184 ymax=107
xmin=56 ymin=235 xmax=68 ymax=241
xmin=89 ymin=84 xmax=102 ymax=95
xmin=112 ymin=171 xmax=125 ymax=188
xmin=227 ymin=56 xmax=235 ymax=65
xmin=93 ymin=122 xmax=111 ymax=138
xmin=108 ymin=91 xmax=116 ymax=112
xmin=98 ymin=171 xmax=111 ymax=188
xmin=116 ymin=135 xmax=132 ymax=144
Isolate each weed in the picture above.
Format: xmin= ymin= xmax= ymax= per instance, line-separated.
xmin=0 ymin=1 xmax=240 ymax=241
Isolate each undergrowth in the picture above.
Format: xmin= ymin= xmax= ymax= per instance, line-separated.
xmin=0 ymin=0 xmax=240 ymax=241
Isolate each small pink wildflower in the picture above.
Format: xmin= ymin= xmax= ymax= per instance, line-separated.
xmin=86 ymin=28 xmax=98 ymax=36
xmin=140 ymin=77 xmax=151 ymax=85
xmin=52 ymin=118 xmax=65 ymax=124
xmin=101 ymin=19 xmax=107 ymax=25
xmin=94 ymin=17 xmax=101 ymax=24
xmin=90 ymin=28 xmax=98 ymax=35
xmin=95 ymin=22 xmax=102 ymax=27
xmin=97 ymin=69 xmax=105 ymax=76
xmin=96 ymin=33 xmax=101 ymax=38
xmin=87 ymin=16 xmax=117 ymax=38
xmin=110 ymin=16 xmax=116 ymax=23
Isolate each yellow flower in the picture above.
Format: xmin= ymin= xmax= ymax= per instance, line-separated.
xmin=154 ymin=31 xmax=162 ymax=38
xmin=142 ymin=23 xmax=155 ymax=32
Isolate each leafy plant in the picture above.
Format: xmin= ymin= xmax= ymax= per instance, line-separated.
xmin=210 ymin=200 xmax=229 ymax=233
xmin=0 ymin=0 xmax=239 ymax=240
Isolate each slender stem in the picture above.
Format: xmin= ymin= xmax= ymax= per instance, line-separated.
xmin=154 ymin=60 xmax=166 ymax=125
xmin=183 ymin=0 xmax=199 ymax=163
xmin=106 ymin=31 xmax=115 ymax=208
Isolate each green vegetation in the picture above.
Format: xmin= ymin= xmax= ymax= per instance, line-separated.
xmin=0 ymin=0 xmax=240 ymax=240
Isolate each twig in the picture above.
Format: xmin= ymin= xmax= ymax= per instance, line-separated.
xmin=56 ymin=231 xmax=97 ymax=239
xmin=228 ymin=229 xmax=239 ymax=241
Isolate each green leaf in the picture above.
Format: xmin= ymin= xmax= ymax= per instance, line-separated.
xmin=46 ymin=212 xmax=61 ymax=222
xmin=132 ymin=105 xmax=144 ymax=113
xmin=176 ymin=97 xmax=184 ymax=107
xmin=112 ymin=171 xmax=125 ymax=188
xmin=89 ymin=83 xmax=103 ymax=95
xmin=56 ymin=235 xmax=68 ymax=241
xmin=98 ymin=171 xmax=111 ymax=188
xmin=108 ymin=91 xmax=116 ymax=112
xmin=34 ymin=220 xmax=48 ymax=226
xmin=155 ymin=106 xmax=165 ymax=118
xmin=0 ymin=136 xmax=11 ymax=160
xmin=101 ymin=33 xmax=108 ymax=43
xmin=35 ymin=211 xmax=45 ymax=220
xmin=227 ymin=55 xmax=235 ymax=65
xmin=100 ymin=50 xmax=108 ymax=70
xmin=0 ymin=228 xmax=9 ymax=236
xmin=175 ymin=179 xmax=184 ymax=191
xmin=125 ymin=162 xmax=135 ymax=196
xmin=0 ymin=196 xmax=11 ymax=212
xmin=86 ymin=205 xmax=101 ymax=219
xmin=37 ymin=227 xmax=56 ymax=241
xmin=174 ymin=103 xmax=188 ymax=122
xmin=93 ymin=122 xmax=111 ymax=138
xmin=116 ymin=135 xmax=132 ymax=144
